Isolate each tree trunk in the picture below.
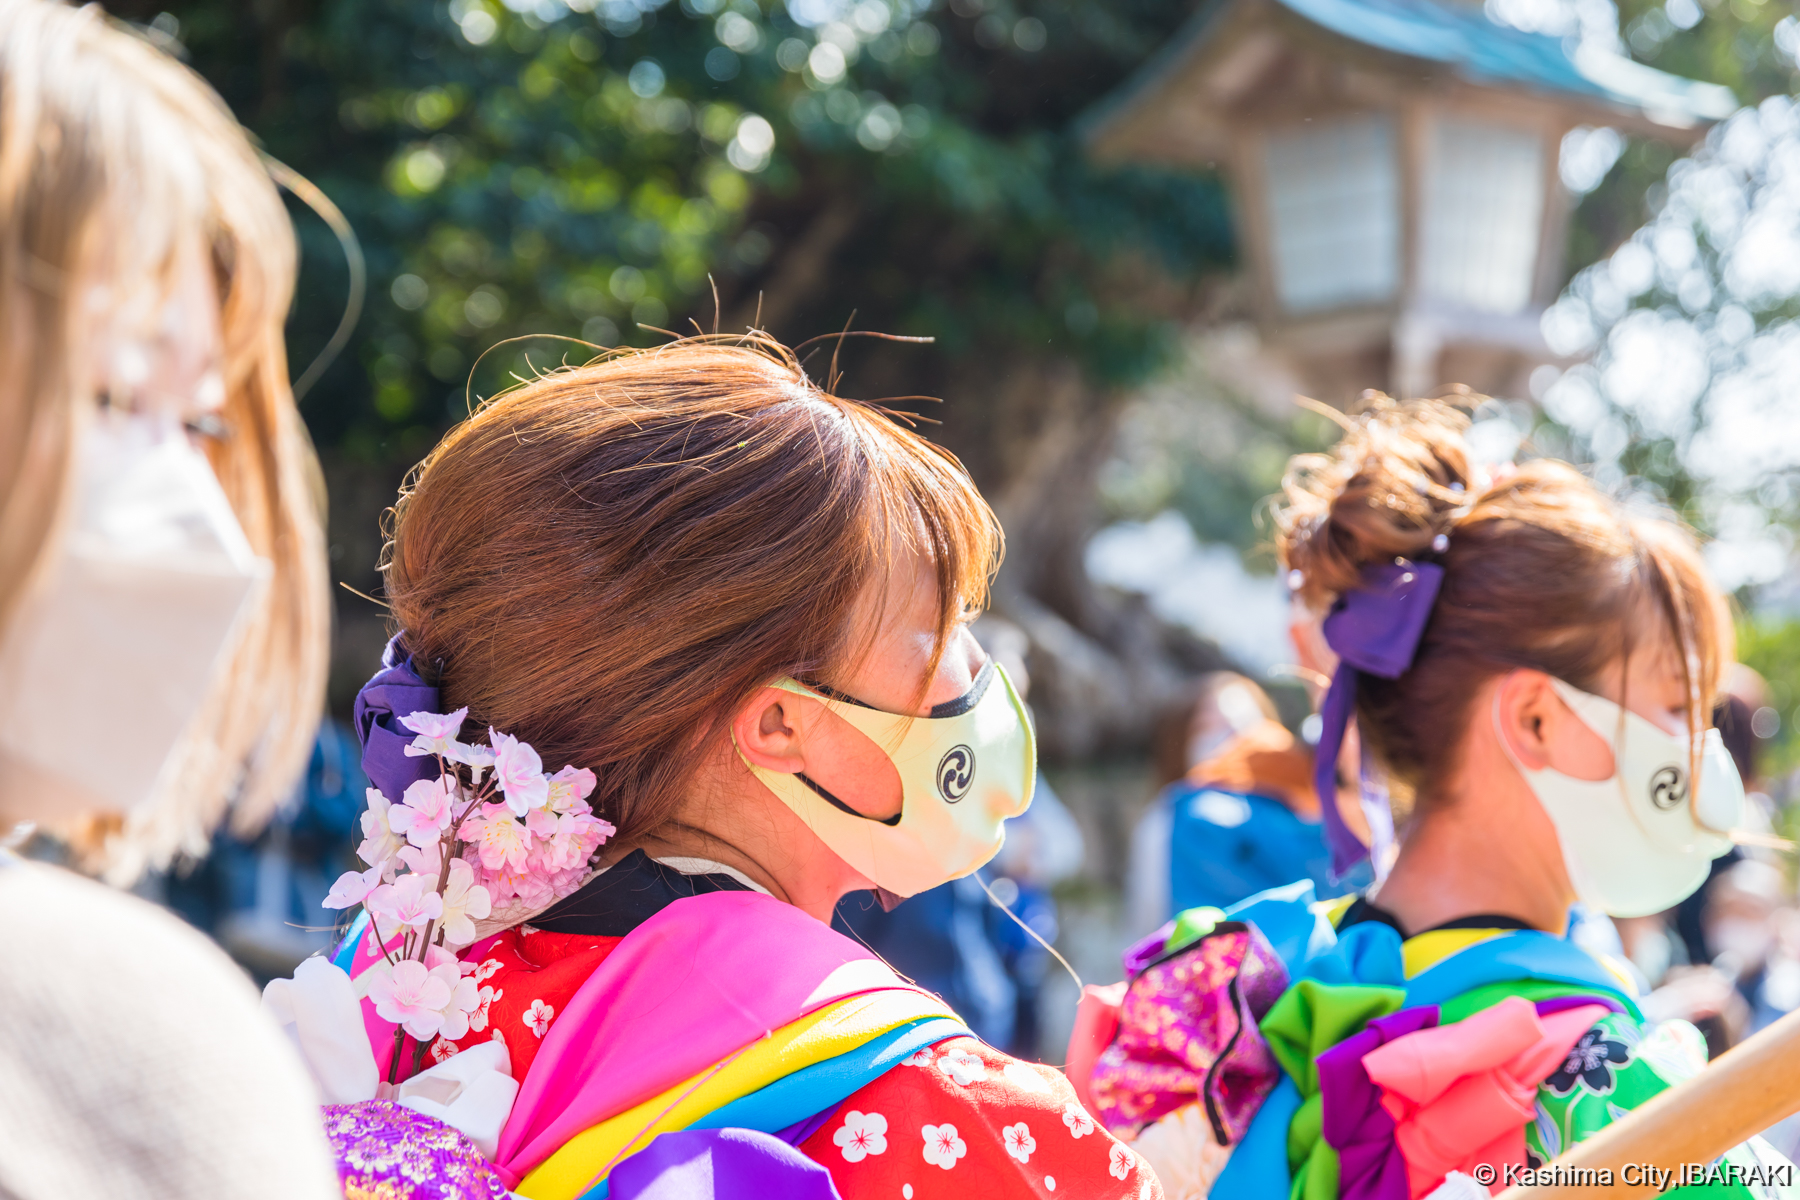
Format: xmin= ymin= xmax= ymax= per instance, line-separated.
xmin=956 ymin=357 xmax=1227 ymax=762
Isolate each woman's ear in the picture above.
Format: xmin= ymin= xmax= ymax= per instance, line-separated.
xmin=1495 ymin=671 xmax=1558 ymax=771
xmin=731 ymin=687 xmax=811 ymax=774
xmin=1494 ymin=670 xmax=1615 ymax=782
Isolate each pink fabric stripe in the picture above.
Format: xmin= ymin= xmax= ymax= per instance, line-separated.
xmin=346 ymin=922 xmax=410 ymax=1078
xmin=1363 ymin=998 xmax=1609 ymax=1198
xmin=492 ymin=890 xmax=909 ymax=1182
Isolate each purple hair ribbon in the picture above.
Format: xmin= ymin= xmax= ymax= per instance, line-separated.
xmin=353 ymin=634 xmax=444 ymax=806
xmin=1313 ymin=561 xmax=1445 ymax=878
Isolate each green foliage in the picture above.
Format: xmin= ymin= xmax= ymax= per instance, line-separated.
xmin=1617 ymin=0 xmax=1796 ymax=97
xmin=124 ymin=0 xmax=1233 ymax=471
xmin=1734 ymin=614 xmax=1800 ymax=777
xmin=1567 ymin=0 xmax=1798 ymax=287
xmin=1096 ymin=341 xmax=1338 ymax=566
xmin=1525 ymin=5 xmax=1800 ymax=598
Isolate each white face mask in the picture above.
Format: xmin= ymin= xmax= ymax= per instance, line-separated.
xmin=0 ymin=413 xmax=268 ymax=820
xmin=739 ymin=660 xmax=1036 ymax=898
xmin=1505 ymin=678 xmax=1742 ymax=919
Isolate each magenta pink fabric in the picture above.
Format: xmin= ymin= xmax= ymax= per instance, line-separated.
xmin=345 ymin=922 xmax=411 ymax=1079
xmin=488 ymin=890 xmax=914 ymax=1186
xmin=1065 ymin=982 xmax=1125 ymax=1118
xmin=1361 ymin=997 xmax=1607 ymax=1197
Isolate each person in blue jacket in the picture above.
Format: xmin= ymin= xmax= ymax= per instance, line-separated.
xmin=1127 ymin=671 xmax=1368 ymax=936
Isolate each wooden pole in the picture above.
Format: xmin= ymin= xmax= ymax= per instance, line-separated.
xmin=1495 ymin=1005 xmax=1800 ymax=1197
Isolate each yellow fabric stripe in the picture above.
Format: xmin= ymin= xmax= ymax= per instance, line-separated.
xmin=518 ymin=988 xmax=958 ymax=1200
xmin=1316 ymin=894 xmax=1359 ymax=928
xmin=1402 ymin=928 xmax=1510 ymax=978
xmin=1596 ymin=953 xmax=1643 ymax=999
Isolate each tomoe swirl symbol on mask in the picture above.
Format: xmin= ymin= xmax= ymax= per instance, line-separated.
xmin=1650 ymin=765 xmax=1687 ymax=811
xmin=937 ymin=745 xmax=975 ymax=802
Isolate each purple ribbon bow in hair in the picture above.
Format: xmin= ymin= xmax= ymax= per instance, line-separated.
xmin=1313 ymin=560 xmax=1444 ymax=878
xmin=353 ymin=634 xmax=444 ymax=806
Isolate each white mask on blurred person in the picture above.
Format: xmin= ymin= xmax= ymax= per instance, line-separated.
xmin=0 ymin=410 xmax=268 ymax=820
xmin=1504 ymin=680 xmax=1743 ymax=919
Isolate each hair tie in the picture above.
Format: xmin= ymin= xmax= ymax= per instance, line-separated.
xmin=352 ymin=633 xmax=443 ymax=805
xmin=1313 ymin=560 xmax=1445 ymax=878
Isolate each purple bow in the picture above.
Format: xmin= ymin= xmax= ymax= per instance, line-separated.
xmin=353 ymin=634 xmax=444 ymax=806
xmin=1313 ymin=561 xmax=1444 ymax=877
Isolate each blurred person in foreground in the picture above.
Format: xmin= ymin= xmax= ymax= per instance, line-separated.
xmin=0 ymin=1 xmax=336 ymax=1195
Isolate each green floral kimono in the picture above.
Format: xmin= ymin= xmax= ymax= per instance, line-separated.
xmin=1522 ymin=1012 xmax=1796 ymax=1197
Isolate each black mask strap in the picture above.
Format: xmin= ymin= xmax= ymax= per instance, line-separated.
xmin=797 ymin=772 xmax=903 ymax=827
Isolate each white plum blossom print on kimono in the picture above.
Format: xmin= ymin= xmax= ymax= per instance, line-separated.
xmin=833 ymin=1111 xmax=889 ymax=1163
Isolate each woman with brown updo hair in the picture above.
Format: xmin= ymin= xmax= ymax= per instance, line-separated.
xmin=1065 ymin=395 xmax=1794 ymax=1199
xmin=304 ymin=335 xmax=1162 ymax=1199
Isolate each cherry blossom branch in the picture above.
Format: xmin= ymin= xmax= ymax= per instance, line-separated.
xmin=327 ymin=707 xmax=614 ymax=1086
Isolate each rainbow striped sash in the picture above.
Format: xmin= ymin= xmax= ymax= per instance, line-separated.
xmin=520 ymin=987 xmax=966 ymax=1200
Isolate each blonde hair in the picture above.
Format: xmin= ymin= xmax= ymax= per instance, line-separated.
xmin=0 ymin=0 xmax=329 ymax=876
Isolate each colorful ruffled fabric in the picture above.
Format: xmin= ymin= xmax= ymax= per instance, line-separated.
xmin=1316 ymin=1004 xmax=1438 ymax=1200
xmin=1206 ymin=880 xmax=1800 ymax=1200
xmin=1090 ymin=916 xmax=1288 ymax=1142
xmin=1261 ymin=978 xmax=1408 ymax=1200
xmin=1359 ymin=997 xmax=1610 ymax=1198
xmin=322 ymin=1100 xmax=511 ymax=1200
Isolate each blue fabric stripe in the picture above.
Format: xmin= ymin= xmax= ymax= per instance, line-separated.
xmin=693 ymin=1016 xmax=969 ymax=1134
xmin=1402 ymin=929 xmax=1640 ymax=1018
xmin=573 ymin=1016 xmax=971 ymax=1200
xmin=333 ymin=910 xmax=369 ymax=975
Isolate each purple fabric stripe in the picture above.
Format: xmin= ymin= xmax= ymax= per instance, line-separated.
xmin=1533 ymin=993 xmax=1624 ymax=1017
xmin=607 ymin=1128 xmax=843 ymax=1200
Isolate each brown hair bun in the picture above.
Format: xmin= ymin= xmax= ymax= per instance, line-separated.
xmin=1277 ymin=395 xmax=1476 ymax=612
xmin=1272 ymin=394 xmax=1730 ymax=812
